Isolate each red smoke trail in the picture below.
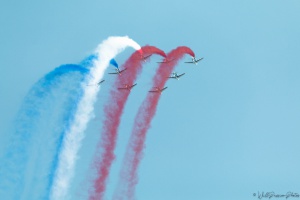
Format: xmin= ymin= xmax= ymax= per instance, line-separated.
xmin=113 ymin=47 xmax=195 ymax=200
xmin=89 ymin=46 xmax=166 ymax=200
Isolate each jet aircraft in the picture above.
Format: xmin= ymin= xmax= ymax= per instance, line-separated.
xmin=168 ymin=72 xmax=185 ymax=80
xmin=184 ymin=57 xmax=203 ymax=65
xmin=108 ymin=68 xmax=127 ymax=75
xmin=118 ymin=83 xmax=137 ymax=91
xmin=149 ymin=86 xmax=168 ymax=93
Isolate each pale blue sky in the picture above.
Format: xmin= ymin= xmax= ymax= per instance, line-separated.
xmin=1 ymin=0 xmax=300 ymax=199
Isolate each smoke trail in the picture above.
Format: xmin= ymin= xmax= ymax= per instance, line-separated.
xmin=40 ymin=56 xmax=96 ymax=200
xmin=88 ymin=46 xmax=166 ymax=200
xmin=114 ymin=47 xmax=195 ymax=200
xmin=0 ymin=64 xmax=88 ymax=200
xmin=50 ymin=36 xmax=141 ymax=200
xmin=110 ymin=58 xmax=119 ymax=69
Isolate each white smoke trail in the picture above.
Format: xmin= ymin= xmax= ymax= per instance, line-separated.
xmin=50 ymin=36 xmax=141 ymax=200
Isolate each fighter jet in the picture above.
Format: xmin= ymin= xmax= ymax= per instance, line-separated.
xmin=184 ymin=57 xmax=203 ymax=65
xmin=118 ymin=83 xmax=137 ymax=91
xmin=168 ymin=72 xmax=185 ymax=80
xmin=149 ymin=86 xmax=168 ymax=93
xmin=108 ymin=68 xmax=127 ymax=75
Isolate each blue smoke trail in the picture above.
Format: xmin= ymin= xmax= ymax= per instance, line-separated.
xmin=42 ymin=56 xmax=96 ymax=200
xmin=0 ymin=64 xmax=89 ymax=200
xmin=110 ymin=58 xmax=119 ymax=69
xmin=80 ymin=54 xmax=97 ymax=68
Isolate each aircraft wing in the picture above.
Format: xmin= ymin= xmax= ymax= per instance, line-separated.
xmin=158 ymin=58 xmax=174 ymax=63
xmin=161 ymin=87 xmax=168 ymax=92
xmin=184 ymin=61 xmax=194 ymax=63
xmin=108 ymin=72 xmax=118 ymax=74
xmin=196 ymin=58 xmax=203 ymax=62
xmin=119 ymin=68 xmax=127 ymax=73
xmin=149 ymin=90 xmax=158 ymax=93
xmin=168 ymin=76 xmax=176 ymax=79
xmin=130 ymin=83 xmax=137 ymax=89
xmin=143 ymin=55 xmax=152 ymax=59
xmin=178 ymin=73 xmax=185 ymax=78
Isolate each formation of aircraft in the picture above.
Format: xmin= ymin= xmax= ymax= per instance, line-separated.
xmin=184 ymin=57 xmax=203 ymax=65
xmin=118 ymin=83 xmax=137 ymax=91
xmin=108 ymin=68 xmax=127 ymax=75
xmin=149 ymin=86 xmax=168 ymax=93
xmin=168 ymin=72 xmax=185 ymax=80
xmin=106 ymin=54 xmax=203 ymax=94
